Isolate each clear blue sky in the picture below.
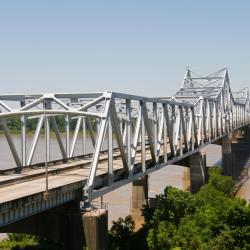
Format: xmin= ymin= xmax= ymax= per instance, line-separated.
xmin=0 ymin=1 xmax=249 ymax=96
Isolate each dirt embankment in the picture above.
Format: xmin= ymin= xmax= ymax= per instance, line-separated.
xmin=233 ymin=167 xmax=250 ymax=202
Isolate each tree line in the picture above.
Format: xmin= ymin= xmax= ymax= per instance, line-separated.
xmin=0 ymin=116 xmax=98 ymax=133
xmin=109 ymin=168 xmax=250 ymax=250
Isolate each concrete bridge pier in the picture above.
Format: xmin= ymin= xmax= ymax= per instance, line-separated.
xmin=246 ymin=126 xmax=250 ymax=144
xmin=0 ymin=196 xmax=109 ymax=250
xmin=222 ymin=132 xmax=235 ymax=177
xmin=82 ymin=208 xmax=108 ymax=250
xmin=0 ymin=198 xmax=85 ymax=250
xmin=131 ymin=175 xmax=148 ymax=230
xmin=222 ymin=127 xmax=250 ymax=179
xmin=189 ymin=151 xmax=207 ymax=193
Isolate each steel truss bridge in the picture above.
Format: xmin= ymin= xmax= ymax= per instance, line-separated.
xmin=0 ymin=68 xmax=249 ymax=228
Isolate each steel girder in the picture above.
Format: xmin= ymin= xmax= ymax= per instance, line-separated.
xmin=0 ymin=69 xmax=249 ymax=201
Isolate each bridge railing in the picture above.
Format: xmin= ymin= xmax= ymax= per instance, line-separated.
xmin=85 ymin=90 xmax=248 ymax=199
xmin=0 ymin=68 xmax=249 ymax=201
xmin=0 ymin=93 xmax=107 ymax=169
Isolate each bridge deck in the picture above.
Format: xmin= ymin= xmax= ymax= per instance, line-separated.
xmin=0 ymin=70 xmax=248 ymax=229
xmin=0 ymin=146 xmax=154 ymax=204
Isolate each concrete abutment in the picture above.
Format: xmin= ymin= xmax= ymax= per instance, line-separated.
xmin=0 ymin=199 xmax=84 ymax=250
xmin=0 ymin=197 xmax=109 ymax=250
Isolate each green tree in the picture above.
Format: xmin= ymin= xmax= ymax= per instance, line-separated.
xmin=0 ymin=234 xmax=63 ymax=250
xmin=145 ymin=168 xmax=250 ymax=250
xmin=109 ymin=216 xmax=135 ymax=250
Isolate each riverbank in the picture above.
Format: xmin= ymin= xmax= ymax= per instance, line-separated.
xmin=108 ymin=168 xmax=250 ymax=250
xmin=235 ymin=166 xmax=250 ymax=202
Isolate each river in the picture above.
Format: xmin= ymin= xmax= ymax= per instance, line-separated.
xmin=0 ymin=133 xmax=249 ymax=242
xmin=0 ymin=135 xmax=223 ymax=228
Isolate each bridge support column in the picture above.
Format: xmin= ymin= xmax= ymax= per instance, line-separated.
xmin=222 ymin=128 xmax=250 ymax=179
xmin=0 ymin=199 xmax=84 ymax=250
xmin=82 ymin=208 xmax=108 ymax=250
xmin=131 ymin=175 xmax=148 ymax=230
xmin=222 ymin=133 xmax=234 ymax=176
xmin=189 ymin=151 xmax=207 ymax=193
xmin=246 ymin=126 xmax=250 ymax=145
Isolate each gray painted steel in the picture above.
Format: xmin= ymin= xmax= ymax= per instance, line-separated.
xmin=0 ymin=68 xmax=249 ymax=228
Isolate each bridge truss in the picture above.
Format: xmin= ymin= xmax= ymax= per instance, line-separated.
xmin=0 ymin=68 xmax=249 ymax=201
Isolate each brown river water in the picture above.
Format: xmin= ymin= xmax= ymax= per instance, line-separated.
xmin=0 ymin=135 xmax=225 ymax=228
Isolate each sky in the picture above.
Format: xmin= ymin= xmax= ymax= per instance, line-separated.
xmin=0 ymin=1 xmax=249 ymax=96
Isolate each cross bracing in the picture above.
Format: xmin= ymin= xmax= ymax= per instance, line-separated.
xmin=0 ymin=68 xmax=249 ymax=201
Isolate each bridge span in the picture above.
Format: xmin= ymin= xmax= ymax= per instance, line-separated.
xmin=0 ymin=68 xmax=249 ymax=249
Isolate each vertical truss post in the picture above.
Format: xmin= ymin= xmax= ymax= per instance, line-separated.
xmin=108 ymin=116 xmax=113 ymax=185
xmin=156 ymin=110 xmax=164 ymax=162
xmin=171 ymin=104 xmax=177 ymax=156
xmin=122 ymin=122 xmax=127 ymax=145
xmin=184 ymin=106 xmax=189 ymax=148
xmin=179 ymin=106 xmax=183 ymax=156
xmin=174 ymin=105 xmax=180 ymax=153
xmin=180 ymin=106 xmax=188 ymax=151
xmin=233 ymin=105 xmax=236 ymax=129
xmin=44 ymin=101 xmax=51 ymax=162
xmin=163 ymin=104 xmax=167 ymax=163
xmin=241 ymin=106 xmax=243 ymax=126
xmin=163 ymin=103 xmax=174 ymax=156
xmin=187 ymin=106 xmax=192 ymax=150
xmin=233 ymin=104 xmax=236 ymax=129
xmin=213 ymin=102 xmax=217 ymax=138
xmin=208 ymin=101 xmax=212 ymax=140
xmin=203 ymin=100 xmax=207 ymax=142
xmin=44 ymin=104 xmax=49 ymax=193
xmin=198 ymin=98 xmax=204 ymax=145
xmin=191 ymin=107 xmax=198 ymax=148
xmin=131 ymin=106 xmax=142 ymax=167
xmin=219 ymin=102 xmax=222 ymax=137
xmin=153 ymin=103 xmax=158 ymax=161
xmin=82 ymin=117 xmax=86 ymax=155
xmin=142 ymin=102 xmax=156 ymax=164
xmin=190 ymin=108 xmax=195 ymax=151
xmin=126 ymin=99 xmax=132 ymax=173
xmin=222 ymin=90 xmax=226 ymax=132
xmin=220 ymin=95 xmax=223 ymax=135
xmin=120 ymin=119 xmax=123 ymax=137
xmin=244 ymin=106 xmax=246 ymax=125
xmin=20 ymin=100 xmax=26 ymax=166
xmin=65 ymin=114 xmax=70 ymax=158
xmin=141 ymin=101 xmax=146 ymax=172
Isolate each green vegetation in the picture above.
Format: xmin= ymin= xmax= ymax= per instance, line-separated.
xmin=109 ymin=216 xmax=135 ymax=250
xmin=1 ymin=168 xmax=250 ymax=250
xmin=0 ymin=116 xmax=97 ymax=134
xmin=0 ymin=234 xmax=63 ymax=250
xmin=109 ymin=168 xmax=250 ymax=250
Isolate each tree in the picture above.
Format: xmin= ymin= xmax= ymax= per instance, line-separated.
xmin=145 ymin=168 xmax=250 ymax=250
xmin=109 ymin=215 xmax=135 ymax=250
